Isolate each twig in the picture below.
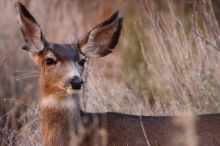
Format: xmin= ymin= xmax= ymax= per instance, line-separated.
xmin=82 ymin=58 xmax=90 ymax=110
xmin=0 ymin=57 xmax=6 ymax=76
xmin=192 ymin=29 xmax=220 ymax=51
xmin=139 ymin=115 xmax=151 ymax=146
xmin=191 ymin=1 xmax=220 ymax=51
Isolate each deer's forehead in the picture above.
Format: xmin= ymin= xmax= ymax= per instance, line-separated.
xmin=45 ymin=44 xmax=80 ymax=61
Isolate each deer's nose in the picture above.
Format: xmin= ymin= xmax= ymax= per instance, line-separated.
xmin=70 ymin=76 xmax=83 ymax=90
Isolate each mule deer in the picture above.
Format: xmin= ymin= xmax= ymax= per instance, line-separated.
xmin=15 ymin=2 xmax=220 ymax=146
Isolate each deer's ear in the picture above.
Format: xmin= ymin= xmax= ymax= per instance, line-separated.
xmin=78 ymin=11 xmax=123 ymax=57
xmin=15 ymin=2 xmax=46 ymax=53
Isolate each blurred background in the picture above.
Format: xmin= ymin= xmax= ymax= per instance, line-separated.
xmin=1 ymin=0 xmax=220 ymax=145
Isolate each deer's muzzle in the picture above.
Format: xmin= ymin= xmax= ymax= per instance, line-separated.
xmin=70 ymin=76 xmax=83 ymax=89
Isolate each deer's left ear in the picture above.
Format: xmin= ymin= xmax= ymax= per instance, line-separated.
xmin=78 ymin=11 xmax=123 ymax=57
xmin=15 ymin=2 xmax=46 ymax=53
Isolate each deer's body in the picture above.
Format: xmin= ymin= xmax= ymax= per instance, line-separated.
xmin=15 ymin=2 xmax=220 ymax=146
xmin=40 ymin=94 xmax=220 ymax=146
xmin=105 ymin=113 xmax=220 ymax=146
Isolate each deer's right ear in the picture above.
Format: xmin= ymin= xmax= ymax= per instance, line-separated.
xmin=77 ymin=11 xmax=123 ymax=57
xmin=15 ymin=2 xmax=46 ymax=53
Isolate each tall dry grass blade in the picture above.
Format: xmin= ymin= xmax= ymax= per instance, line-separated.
xmin=0 ymin=57 xmax=6 ymax=76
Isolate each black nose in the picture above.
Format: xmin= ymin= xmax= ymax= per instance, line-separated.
xmin=70 ymin=76 xmax=83 ymax=89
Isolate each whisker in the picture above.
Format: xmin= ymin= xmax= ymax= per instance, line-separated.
xmin=15 ymin=69 xmax=40 ymax=73
xmin=15 ymin=69 xmax=40 ymax=81
xmin=16 ymin=72 xmax=40 ymax=78
xmin=15 ymin=74 xmax=40 ymax=81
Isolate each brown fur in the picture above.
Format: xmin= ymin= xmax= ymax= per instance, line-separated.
xmin=80 ymin=113 xmax=220 ymax=146
xmin=41 ymin=107 xmax=71 ymax=146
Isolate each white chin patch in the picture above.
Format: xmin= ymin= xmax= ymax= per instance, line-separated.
xmin=66 ymin=86 xmax=80 ymax=95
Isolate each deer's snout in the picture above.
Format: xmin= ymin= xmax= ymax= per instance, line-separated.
xmin=70 ymin=76 xmax=83 ymax=90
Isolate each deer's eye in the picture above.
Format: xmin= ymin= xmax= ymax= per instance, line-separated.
xmin=78 ymin=59 xmax=86 ymax=66
xmin=45 ymin=58 xmax=56 ymax=66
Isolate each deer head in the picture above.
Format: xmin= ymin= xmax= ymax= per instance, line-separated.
xmin=15 ymin=2 xmax=123 ymax=97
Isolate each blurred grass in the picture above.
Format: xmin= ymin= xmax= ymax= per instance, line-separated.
xmin=0 ymin=0 xmax=220 ymax=145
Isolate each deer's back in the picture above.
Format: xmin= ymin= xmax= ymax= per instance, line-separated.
xmin=80 ymin=112 xmax=220 ymax=146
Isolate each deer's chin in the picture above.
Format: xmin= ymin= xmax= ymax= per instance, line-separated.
xmin=66 ymin=86 xmax=81 ymax=95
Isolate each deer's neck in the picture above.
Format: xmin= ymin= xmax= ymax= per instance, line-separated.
xmin=40 ymin=94 xmax=81 ymax=146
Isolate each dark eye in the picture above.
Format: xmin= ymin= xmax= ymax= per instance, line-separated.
xmin=45 ymin=58 xmax=56 ymax=66
xmin=78 ymin=59 xmax=86 ymax=66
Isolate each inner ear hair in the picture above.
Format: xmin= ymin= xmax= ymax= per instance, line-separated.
xmin=77 ymin=11 xmax=123 ymax=58
xmin=15 ymin=2 xmax=46 ymax=53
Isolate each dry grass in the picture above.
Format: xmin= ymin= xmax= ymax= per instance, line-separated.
xmin=0 ymin=0 xmax=220 ymax=145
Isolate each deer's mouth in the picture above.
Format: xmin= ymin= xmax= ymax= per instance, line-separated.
xmin=71 ymin=84 xmax=81 ymax=90
xmin=65 ymin=86 xmax=81 ymax=95
xmin=61 ymin=82 xmax=82 ymax=95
